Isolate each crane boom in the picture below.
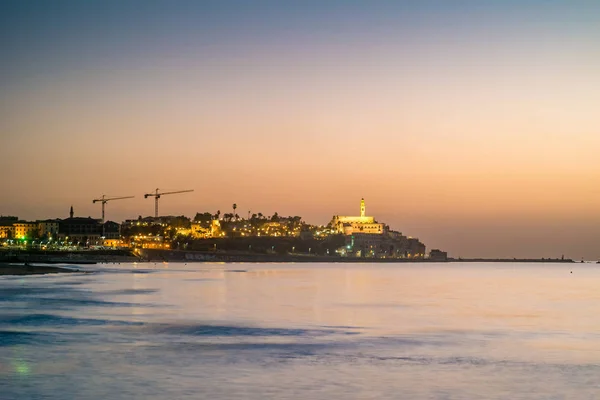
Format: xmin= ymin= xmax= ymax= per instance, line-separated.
xmin=157 ymin=190 xmax=194 ymax=196
xmin=93 ymin=195 xmax=135 ymax=203
xmin=143 ymin=188 xmax=194 ymax=218
xmin=92 ymin=195 xmax=135 ymax=237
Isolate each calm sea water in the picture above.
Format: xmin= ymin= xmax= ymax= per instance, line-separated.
xmin=1 ymin=262 xmax=600 ymax=399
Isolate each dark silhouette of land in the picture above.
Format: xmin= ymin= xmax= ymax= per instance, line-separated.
xmin=0 ymin=263 xmax=82 ymax=276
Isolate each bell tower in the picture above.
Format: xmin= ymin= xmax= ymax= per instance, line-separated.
xmin=69 ymin=205 xmax=74 ymax=219
xmin=360 ymin=198 xmax=365 ymax=217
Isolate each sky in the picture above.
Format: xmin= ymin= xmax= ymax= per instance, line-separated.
xmin=1 ymin=1 xmax=599 ymax=259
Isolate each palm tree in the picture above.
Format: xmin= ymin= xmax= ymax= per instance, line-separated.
xmin=233 ymin=204 xmax=237 ymax=221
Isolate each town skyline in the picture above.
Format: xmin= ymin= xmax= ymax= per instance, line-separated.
xmin=2 ymin=192 xmax=597 ymax=260
xmin=2 ymin=1 xmax=599 ymax=259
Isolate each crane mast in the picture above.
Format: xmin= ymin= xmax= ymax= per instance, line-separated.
xmin=92 ymin=195 xmax=135 ymax=237
xmin=144 ymin=188 xmax=193 ymax=219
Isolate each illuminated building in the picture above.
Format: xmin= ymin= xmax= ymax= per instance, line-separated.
xmin=38 ymin=219 xmax=60 ymax=238
xmin=329 ymin=199 xmax=427 ymax=258
xmin=0 ymin=224 xmax=15 ymax=239
xmin=14 ymin=221 xmax=38 ymax=239
xmin=330 ymin=198 xmax=386 ymax=235
xmin=191 ymin=219 xmax=221 ymax=238
xmin=103 ymin=221 xmax=121 ymax=239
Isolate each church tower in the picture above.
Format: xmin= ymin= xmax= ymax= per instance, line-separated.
xmin=69 ymin=205 xmax=74 ymax=219
xmin=360 ymin=198 xmax=365 ymax=217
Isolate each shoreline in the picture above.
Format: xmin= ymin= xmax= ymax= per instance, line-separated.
xmin=0 ymin=249 xmax=577 ymax=265
xmin=137 ymin=249 xmax=576 ymax=264
xmin=1 ymin=257 xmax=581 ymax=276
xmin=0 ymin=263 xmax=85 ymax=276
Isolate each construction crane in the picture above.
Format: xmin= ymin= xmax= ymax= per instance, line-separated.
xmin=92 ymin=195 xmax=135 ymax=224
xmin=144 ymin=188 xmax=193 ymax=218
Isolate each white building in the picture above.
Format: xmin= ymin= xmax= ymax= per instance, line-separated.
xmin=330 ymin=199 xmax=386 ymax=235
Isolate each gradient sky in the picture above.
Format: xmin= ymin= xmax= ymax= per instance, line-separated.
xmin=1 ymin=1 xmax=599 ymax=259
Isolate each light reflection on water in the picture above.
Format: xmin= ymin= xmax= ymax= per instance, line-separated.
xmin=2 ymin=262 xmax=600 ymax=399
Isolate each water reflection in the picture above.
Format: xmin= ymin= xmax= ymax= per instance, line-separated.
xmin=1 ymin=263 xmax=600 ymax=399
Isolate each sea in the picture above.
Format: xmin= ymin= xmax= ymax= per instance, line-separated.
xmin=1 ymin=262 xmax=599 ymax=399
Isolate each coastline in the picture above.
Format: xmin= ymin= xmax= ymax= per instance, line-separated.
xmin=0 ymin=263 xmax=84 ymax=276
xmin=137 ymin=249 xmax=576 ymax=264
xmin=1 ymin=249 xmax=577 ymax=271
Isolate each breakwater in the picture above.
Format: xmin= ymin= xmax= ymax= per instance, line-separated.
xmin=0 ymin=249 xmax=139 ymax=264
xmin=138 ymin=249 xmax=575 ymax=263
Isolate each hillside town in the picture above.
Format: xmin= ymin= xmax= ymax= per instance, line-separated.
xmin=0 ymin=199 xmax=446 ymax=260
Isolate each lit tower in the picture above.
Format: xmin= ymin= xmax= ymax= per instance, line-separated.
xmin=360 ymin=198 xmax=365 ymax=217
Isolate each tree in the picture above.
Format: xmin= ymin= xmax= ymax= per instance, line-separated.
xmin=233 ymin=204 xmax=237 ymax=220
xmin=194 ymin=212 xmax=213 ymax=223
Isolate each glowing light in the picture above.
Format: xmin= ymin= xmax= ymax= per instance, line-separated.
xmin=13 ymin=361 xmax=30 ymax=376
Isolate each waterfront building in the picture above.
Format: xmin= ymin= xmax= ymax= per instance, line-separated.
xmin=406 ymin=238 xmax=426 ymax=258
xmin=0 ymin=216 xmax=17 ymax=238
xmin=191 ymin=219 xmax=221 ymax=239
xmin=330 ymin=199 xmax=427 ymax=258
xmin=429 ymin=249 xmax=448 ymax=261
xmin=14 ymin=221 xmax=38 ymax=240
xmin=103 ymin=221 xmax=121 ymax=239
xmin=0 ymin=216 xmax=18 ymax=224
xmin=102 ymin=222 xmax=126 ymax=248
xmin=58 ymin=207 xmax=103 ymax=245
xmin=330 ymin=198 xmax=386 ymax=235
xmin=344 ymin=232 xmax=425 ymax=258
xmin=38 ymin=219 xmax=60 ymax=239
xmin=0 ymin=224 xmax=15 ymax=239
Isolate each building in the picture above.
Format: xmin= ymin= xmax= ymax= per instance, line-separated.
xmin=0 ymin=216 xmax=17 ymax=239
xmin=102 ymin=221 xmax=121 ymax=239
xmin=0 ymin=225 xmax=15 ymax=239
xmin=329 ymin=199 xmax=426 ymax=258
xmin=344 ymin=232 xmax=426 ymax=258
xmin=102 ymin=222 xmax=125 ymax=247
xmin=330 ymin=199 xmax=386 ymax=235
xmin=14 ymin=221 xmax=38 ymax=239
xmin=38 ymin=219 xmax=60 ymax=239
xmin=58 ymin=207 xmax=103 ymax=245
xmin=191 ymin=220 xmax=221 ymax=239
xmin=0 ymin=216 xmax=18 ymax=224
xmin=406 ymin=238 xmax=426 ymax=258
xmin=429 ymin=249 xmax=448 ymax=261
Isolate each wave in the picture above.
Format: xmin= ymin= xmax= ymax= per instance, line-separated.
xmin=0 ymin=313 xmax=143 ymax=327
xmin=147 ymin=323 xmax=341 ymax=337
xmin=99 ymin=288 xmax=159 ymax=295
